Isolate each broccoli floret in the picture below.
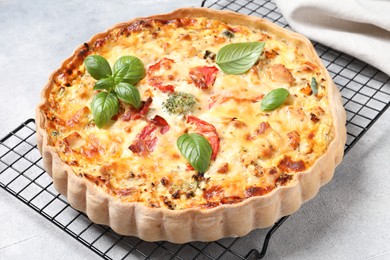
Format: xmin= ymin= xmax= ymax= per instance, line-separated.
xmin=163 ymin=92 xmax=197 ymax=115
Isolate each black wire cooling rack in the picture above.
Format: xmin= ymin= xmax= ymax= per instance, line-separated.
xmin=1 ymin=0 xmax=389 ymax=259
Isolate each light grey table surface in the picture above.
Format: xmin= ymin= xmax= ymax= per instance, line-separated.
xmin=1 ymin=0 xmax=389 ymax=259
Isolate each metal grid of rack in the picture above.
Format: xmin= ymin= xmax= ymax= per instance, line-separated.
xmin=0 ymin=0 xmax=389 ymax=259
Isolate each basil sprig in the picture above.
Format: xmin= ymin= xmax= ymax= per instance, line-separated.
xmin=216 ymin=42 xmax=265 ymax=75
xmin=84 ymin=55 xmax=145 ymax=128
xmin=177 ymin=133 xmax=212 ymax=173
xmin=310 ymin=77 xmax=318 ymax=95
xmin=261 ymin=88 xmax=290 ymax=111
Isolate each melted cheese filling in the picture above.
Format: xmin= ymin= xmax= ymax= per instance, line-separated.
xmin=43 ymin=17 xmax=333 ymax=209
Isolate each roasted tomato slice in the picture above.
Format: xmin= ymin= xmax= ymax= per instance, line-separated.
xmin=186 ymin=115 xmax=220 ymax=160
xmin=153 ymin=84 xmax=174 ymax=93
xmin=148 ymin=57 xmax=174 ymax=72
xmin=189 ymin=66 xmax=219 ymax=90
xmin=147 ymin=58 xmax=175 ymax=93
xmin=122 ymin=97 xmax=153 ymax=121
xmin=129 ymin=115 xmax=170 ymax=155
xmin=151 ymin=115 xmax=170 ymax=134
xmin=128 ymin=123 xmax=158 ymax=155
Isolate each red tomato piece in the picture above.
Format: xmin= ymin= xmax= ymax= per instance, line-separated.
xmin=154 ymin=84 xmax=175 ymax=93
xmin=128 ymin=123 xmax=158 ymax=155
xmin=148 ymin=58 xmax=174 ymax=72
xmin=189 ymin=66 xmax=219 ymax=90
xmin=122 ymin=97 xmax=153 ymax=121
xmin=129 ymin=115 xmax=170 ymax=155
xmin=151 ymin=115 xmax=170 ymax=134
xmin=147 ymin=58 xmax=176 ymax=93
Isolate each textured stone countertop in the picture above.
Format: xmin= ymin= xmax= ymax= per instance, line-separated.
xmin=1 ymin=1 xmax=389 ymax=259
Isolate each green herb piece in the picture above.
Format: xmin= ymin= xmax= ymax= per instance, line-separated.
xmin=91 ymin=92 xmax=119 ymax=128
xmin=114 ymin=82 xmax=141 ymax=109
xmin=261 ymin=88 xmax=290 ymax=111
xmin=177 ymin=133 xmax=212 ymax=173
xmin=51 ymin=130 xmax=59 ymax=137
xmin=84 ymin=55 xmax=146 ymax=128
xmin=94 ymin=77 xmax=115 ymax=91
xmin=113 ymin=63 xmax=131 ymax=84
xmin=84 ymin=55 xmax=112 ymax=80
xmin=222 ymin=29 xmax=234 ymax=38
xmin=216 ymin=42 xmax=265 ymax=75
xmin=310 ymin=77 xmax=318 ymax=95
xmin=162 ymin=92 xmax=196 ymax=115
xmin=203 ymin=50 xmax=216 ymax=61
xmin=113 ymin=56 xmax=145 ymax=85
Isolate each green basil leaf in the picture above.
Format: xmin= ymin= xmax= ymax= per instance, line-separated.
xmin=94 ymin=77 xmax=115 ymax=91
xmin=216 ymin=42 xmax=265 ymax=75
xmin=114 ymin=82 xmax=141 ymax=109
xmin=113 ymin=63 xmax=130 ymax=84
xmin=91 ymin=92 xmax=119 ymax=128
xmin=113 ymin=56 xmax=145 ymax=85
xmin=261 ymin=88 xmax=290 ymax=111
xmin=84 ymin=55 xmax=112 ymax=80
xmin=177 ymin=133 xmax=212 ymax=173
xmin=310 ymin=77 xmax=318 ymax=95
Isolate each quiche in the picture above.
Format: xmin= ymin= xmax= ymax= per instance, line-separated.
xmin=36 ymin=8 xmax=346 ymax=243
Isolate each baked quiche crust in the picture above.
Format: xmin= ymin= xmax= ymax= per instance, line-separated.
xmin=36 ymin=8 xmax=346 ymax=243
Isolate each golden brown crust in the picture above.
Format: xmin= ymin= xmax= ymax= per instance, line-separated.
xmin=36 ymin=7 xmax=346 ymax=243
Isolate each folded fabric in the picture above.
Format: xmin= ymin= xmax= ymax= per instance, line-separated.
xmin=275 ymin=0 xmax=390 ymax=76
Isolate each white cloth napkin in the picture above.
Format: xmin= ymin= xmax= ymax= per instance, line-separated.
xmin=275 ymin=0 xmax=390 ymax=76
